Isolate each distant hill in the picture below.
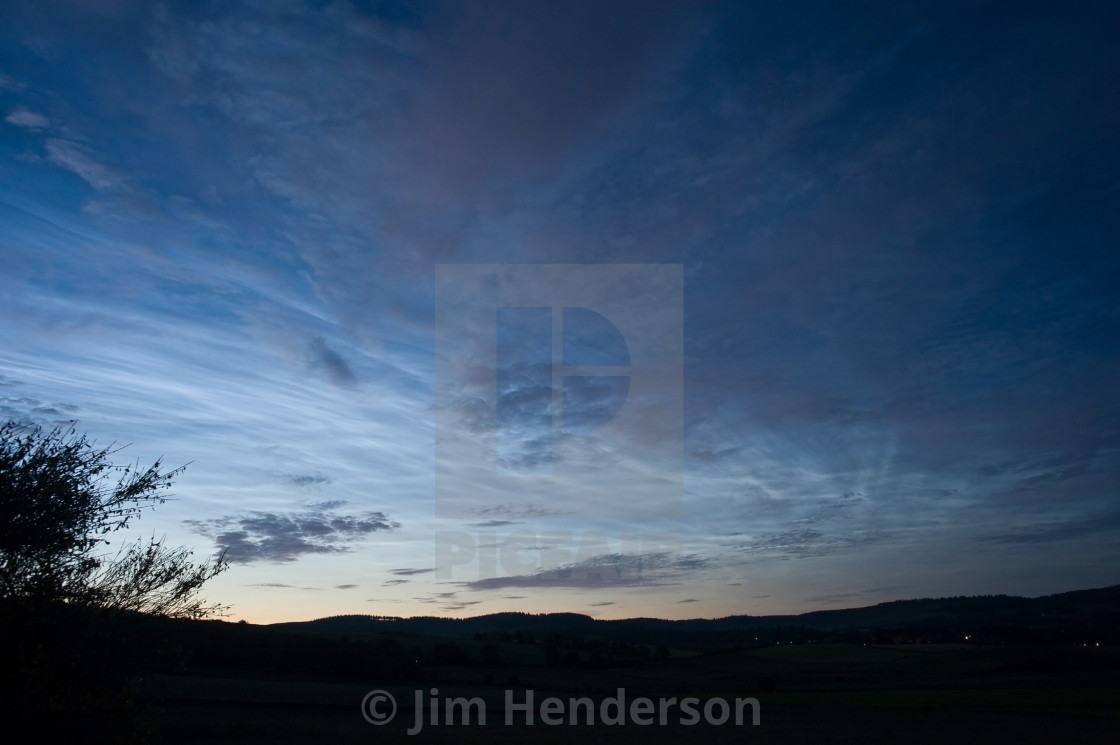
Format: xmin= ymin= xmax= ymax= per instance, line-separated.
xmin=270 ymin=583 xmax=1120 ymax=645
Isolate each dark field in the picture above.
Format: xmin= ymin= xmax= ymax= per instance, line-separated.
xmin=135 ymin=639 xmax=1120 ymax=744
xmin=8 ymin=588 xmax=1119 ymax=742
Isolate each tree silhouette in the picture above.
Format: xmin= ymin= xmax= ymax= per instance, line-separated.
xmin=0 ymin=420 xmax=227 ymax=618
xmin=0 ymin=420 xmax=233 ymax=742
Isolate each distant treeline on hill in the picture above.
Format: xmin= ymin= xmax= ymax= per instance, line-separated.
xmin=274 ymin=584 xmax=1120 ymax=647
xmin=128 ymin=614 xmax=424 ymax=681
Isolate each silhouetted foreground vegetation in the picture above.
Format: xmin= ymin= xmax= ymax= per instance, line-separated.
xmin=0 ymin=421 xmax=227 ymax=617
xmin=1 ymin=422 xmax=228 ymax=743
xmin=1 ymin=600 xmax=157 ymax=742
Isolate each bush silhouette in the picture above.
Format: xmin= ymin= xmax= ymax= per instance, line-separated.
xmin=0 ymin=420 xmax=227 ymax=616
xmin=0 ymin=420 xmax=229 ymax=743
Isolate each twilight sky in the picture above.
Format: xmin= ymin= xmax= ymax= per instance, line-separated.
xmin=2 ymin=0 xmax=1118 ymax=623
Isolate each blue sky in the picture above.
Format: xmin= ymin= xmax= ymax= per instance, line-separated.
xmin=2 ymin=0 xmax=1118 ymax=623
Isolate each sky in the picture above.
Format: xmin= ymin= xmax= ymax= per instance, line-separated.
xmin=2 ymin=0 xmax=1118 ymax=624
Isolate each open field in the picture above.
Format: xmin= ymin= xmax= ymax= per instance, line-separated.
xmin=136 ymin=640 xmax=1120 ymax=744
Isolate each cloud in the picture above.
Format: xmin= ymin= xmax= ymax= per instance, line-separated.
xmin=335 ymin=583 xmax=358 ymax=590
xmin=461 ymin=551 xmax=715 ymax=591
xmin=5 ymin=107 xmax=49 ymax=129
xmin=285 ymin=473 xmax=332 ymax=487
xmin=793 ymin=492 xmax=865 ymax=525
xmin=727 ymin=527 xmax=884 ymax=560
xmin=389 ymin=567 xmax=434 ymax=576
xmin=307 ymin=335 xmax=358 ymax=389
xmin=186 ymin=502 xmax=399 ymax=563
xmin=0 ymin=395 xmax=79 ymax=427
xmin=304 ymin=499 xmax=347 ymax=510
xmin=246 ymin=582 xmax=321 ymax=591
xmin=467 ymin=519 xmax=521 ymax=528
xmin=44 ymin=139 xmax=123 ymax=189
xmin=558 ymin=375 xmax=630 ymax=435
xmin=983 ymin=509 xmax=1120 ymax=545
xmin=0 ymin=72 xmax=23 ymax=91
xmin=409 ymin=588 xmax=491 ymax=612
xmin=397 ymin=0 xmax=702 ymax=204
xmin=474 ymin=504 xmax=572 ymax=520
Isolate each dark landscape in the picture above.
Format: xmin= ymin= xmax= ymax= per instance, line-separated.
xmin=8 ymin=584 xmax=1117 ymax=744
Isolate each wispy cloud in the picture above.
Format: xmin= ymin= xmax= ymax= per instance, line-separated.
xmin=0 ymin=72 xmax=24 ymax=91
xmin=307 ymin=335 xmax=358 ymax=389
xmin=983 ymin=509 xmax=1120 ymax=545
xmin=389 ymin=567 xmax=435 ymax=576
xmin=727 ymin=527 xmax=884 ymax=560
xmin=44 ymin=139 xmax=123 ymax=189
xmin=284 ymin=473 xmax=332 ymax=488
xmin=5 ymin=107 xmax=49 ymax=129
xmin=475 ymin=504 xmax=573 ymax=520
xmin=461 ymin=551 xmax=716 ymax=591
